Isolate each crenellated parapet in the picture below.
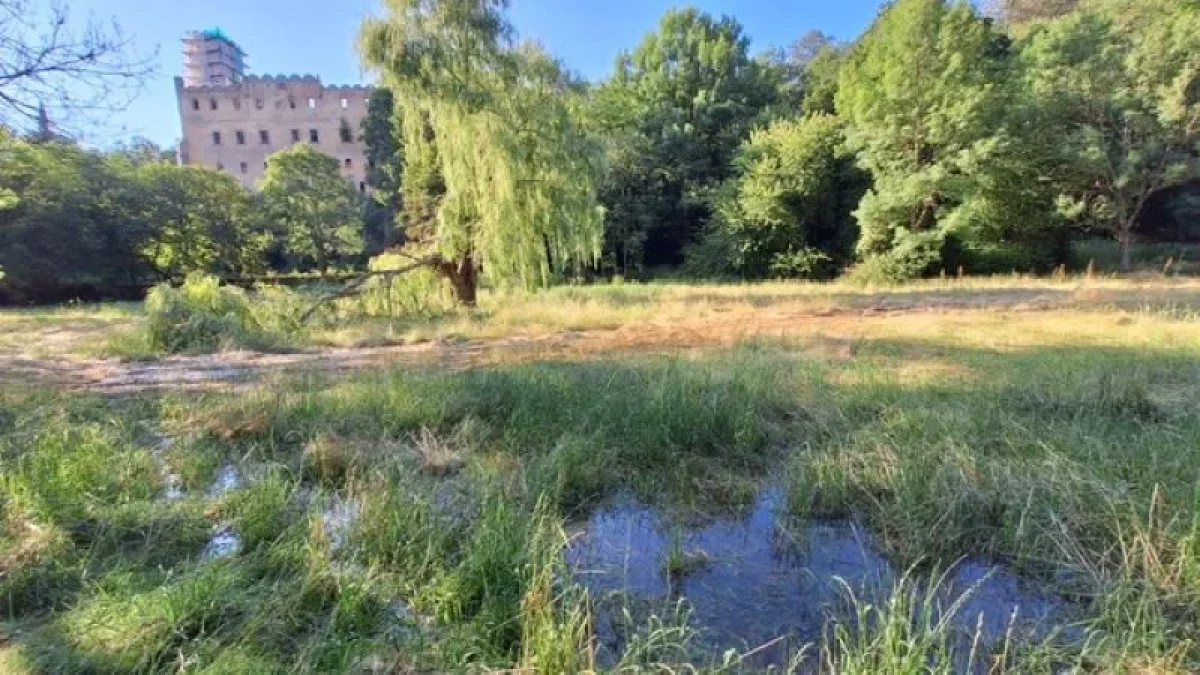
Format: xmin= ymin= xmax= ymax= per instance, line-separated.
xmin=178 ymin=74 xmax=372 ymax=96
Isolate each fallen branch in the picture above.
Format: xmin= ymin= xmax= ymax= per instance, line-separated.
xmin=298 ymin=258 xmax=436 ymax=322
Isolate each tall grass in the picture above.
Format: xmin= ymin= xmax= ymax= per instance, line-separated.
xmin=3 ymin=281 xmax=1200 ymax=670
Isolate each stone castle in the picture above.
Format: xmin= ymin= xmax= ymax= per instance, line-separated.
xmin=174 ymin=29 xmax=372 ymax=191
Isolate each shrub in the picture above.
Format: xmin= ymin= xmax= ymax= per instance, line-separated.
xmin=144 ymin=274 xmax=285 ymax=353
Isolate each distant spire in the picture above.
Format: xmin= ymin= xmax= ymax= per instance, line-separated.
xmin=34 ymin=102 xmax=54 ymax=142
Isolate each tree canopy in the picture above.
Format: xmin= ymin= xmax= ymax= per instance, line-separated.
xmin=596 ymin=8 xmax=780 ymax=271
xmin=1020 ymin=0 xmax=1200 ymax=270
xmin=359 ymin=0 xmax=604 ymax=304
xmin=259 ymin=144 xmax=365 ymax=272
xmin=688 ymin=114 xmax=866 ymax=279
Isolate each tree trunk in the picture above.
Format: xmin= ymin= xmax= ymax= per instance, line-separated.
xmin=434 ymin=255 xmax=478 ymax=306
xmin=1118 ymin=227 xmax=1133 ymax=274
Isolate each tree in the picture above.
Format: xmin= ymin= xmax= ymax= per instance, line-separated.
xmin=136 ymin=164 xmax=267 ymax=279
xmin=0 ymin=137 xmax=153 ymax=302
xmin=0 ymin=1 xmax=155 ymax=133
xmin=762 ymin=30 xmax=839 ymax=110
xmin=599 ymin=8 xmax=779 ymax=269
xmin=259 ymin=145 xmax=364 ymax=272
xmin=1020 ymin=0 xmax=1200 ymax=271
xmin=687 ymin=114 xmax=867 ymax=279
xmin=799 ymin=45 xmax=844 ymax=117
xmin=359 ymin=0 xmax=604 ymax=305
xmin=360 ymin=86 xmax=404 ymax=251
xmin=113 ymin=136 xmax=175 ymax=166
xmin=761 ymin=30 xmax=837 ymax=109
xmin=989 ymin=0 xmax=1080 ymax=24
xmin=836 ymin=0 xmax=1056 ymax=278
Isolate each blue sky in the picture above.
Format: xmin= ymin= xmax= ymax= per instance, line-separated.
xmin=75 ymin=0 xmax=884 ymax=146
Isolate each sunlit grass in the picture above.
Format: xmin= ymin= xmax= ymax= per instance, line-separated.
xmin=2 ymin=277 xmax=1200 ymax=670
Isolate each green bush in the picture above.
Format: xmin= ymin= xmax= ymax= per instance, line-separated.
xmin=144 ymin=274 xmax=288 ymax=353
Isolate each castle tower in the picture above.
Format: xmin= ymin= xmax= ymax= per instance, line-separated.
xmin=182 ymin=28 xmax=247 ymax=87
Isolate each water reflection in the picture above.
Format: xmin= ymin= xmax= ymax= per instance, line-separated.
xmin=567 ymin=489 xmax=1075 ymax=668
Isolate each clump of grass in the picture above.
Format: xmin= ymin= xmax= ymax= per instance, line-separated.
xmin=517 ymin=499 xmax=594 ymax=674
xmin=143 ymin=274 xmax=296 ymax=354
xmin=822 ymin=572 xmax=984 ymax=674
xmin=407 ymin=422 xmax=480 ymax=476
xmin=663 ymin=531 xmax=711 ymax=582
xmin=613 ymin=599 xmax=699 ymax=670
xmin=302 ymin=433 xmax=358 ymax=486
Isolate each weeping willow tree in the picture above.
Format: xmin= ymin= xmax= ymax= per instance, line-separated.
xmin=359 ymin=0 xmax=604 ymax=305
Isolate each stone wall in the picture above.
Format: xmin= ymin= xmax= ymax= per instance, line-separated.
xmin=175 ymin=75 xmax=372 ymax=190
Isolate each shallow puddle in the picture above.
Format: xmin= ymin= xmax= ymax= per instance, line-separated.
xmin=201 ymin=525 xmax=241 ymax=560
xmin=322 ymin=496 xmax=360 ymax=550
xmin=207 ymin=465 xmax=242 ymax=497
xmin=566 ymin=489 xmax=1076 ymax=668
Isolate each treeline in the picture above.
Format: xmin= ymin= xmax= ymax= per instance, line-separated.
xmin=0 ymin=138 xmax=374 ymax=303
xmin=3 ymin=0 xmax=1200 ymax=303
xmin=575 ymin=0 xmax=1200 ymax=281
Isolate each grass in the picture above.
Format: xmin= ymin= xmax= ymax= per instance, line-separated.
xmin=1 ymin=277 xmax=1199 ymax=671
xmin=2 ymin=268 xmax=1200 ymax=362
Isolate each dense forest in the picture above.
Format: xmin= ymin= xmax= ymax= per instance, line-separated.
xmin=2 ymin=0 xmax=1199 ymax=304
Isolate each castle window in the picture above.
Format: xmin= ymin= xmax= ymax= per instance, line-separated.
xmin=344 ymin=158 xmax=352 ymax=168
xmin=359 ymin=182 xmax=366 ymax=193
xmin=309 ymin=128 xmax=319 ymax=143
xmin=308 ymin=98 xmax=316 ymax=109
xmin=255 ymin=98 xmax=264 ymax=110
xmin=212 ymin=131 xmax=221 ymax=146
xmin=239 ymin=162 xmax=248 ymax=175
xmin=191 ymin=99 xmax=200 ymax=111
xmin=235 ymin=130 xmax=246 ymax=145
xmin=289 ymin=98 xmax=296 ymax=109
xmin=339 ymin=117 xmax=353 ymax=143
xmin=260 ymin=130 xmax=270 ymax=145
xmin=340 ymin=98 xmax=348 ymax=109
xmin=209 ymin=98 xmax=218 ymax=110
xmin=233 ymin=98 xmax=241 ymax=110
xmin=290 ymin=129 xmax=301 ymax=143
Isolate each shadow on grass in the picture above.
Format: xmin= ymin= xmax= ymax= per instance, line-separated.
xmin=3 ymin=332 xmax=1199 ymax=670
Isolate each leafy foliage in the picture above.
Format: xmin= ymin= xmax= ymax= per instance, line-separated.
xmin=688 ymin=114 xmax=866 ymax=279
xmin=0 ymin=139 xmax=152 ymax=302
xmin=361 ymin=87 xmax=404 ymax=251
xmin=0 ymin=135 xmax=369 ymax=304
xmin=837 ymin=0 xmax=1067 ymax=279
xmin=597 ymin=8 xmax=780 ymax=271
xmin=1019 ymin=0 xmax=1200 ymax=270
xmin=136 ymin=164 xmax=268 ymax=279
xmin=360 ymin=0 xmax=604 ymax=304
xmin=259 ymin=144 xmax=365 ymax=271
xmin=143 ymin=274 xmax=291 ymax=353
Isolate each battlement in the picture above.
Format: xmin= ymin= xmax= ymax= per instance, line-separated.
xmin=178 ymin=74 xmax=372 ymax=95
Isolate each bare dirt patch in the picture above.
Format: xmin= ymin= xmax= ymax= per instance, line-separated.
xmin=0 ymin=290 xmax=1087 ymax=392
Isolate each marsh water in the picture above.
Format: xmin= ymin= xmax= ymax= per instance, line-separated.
xmin=566 ymin=489 xmax=1075 ymax=668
